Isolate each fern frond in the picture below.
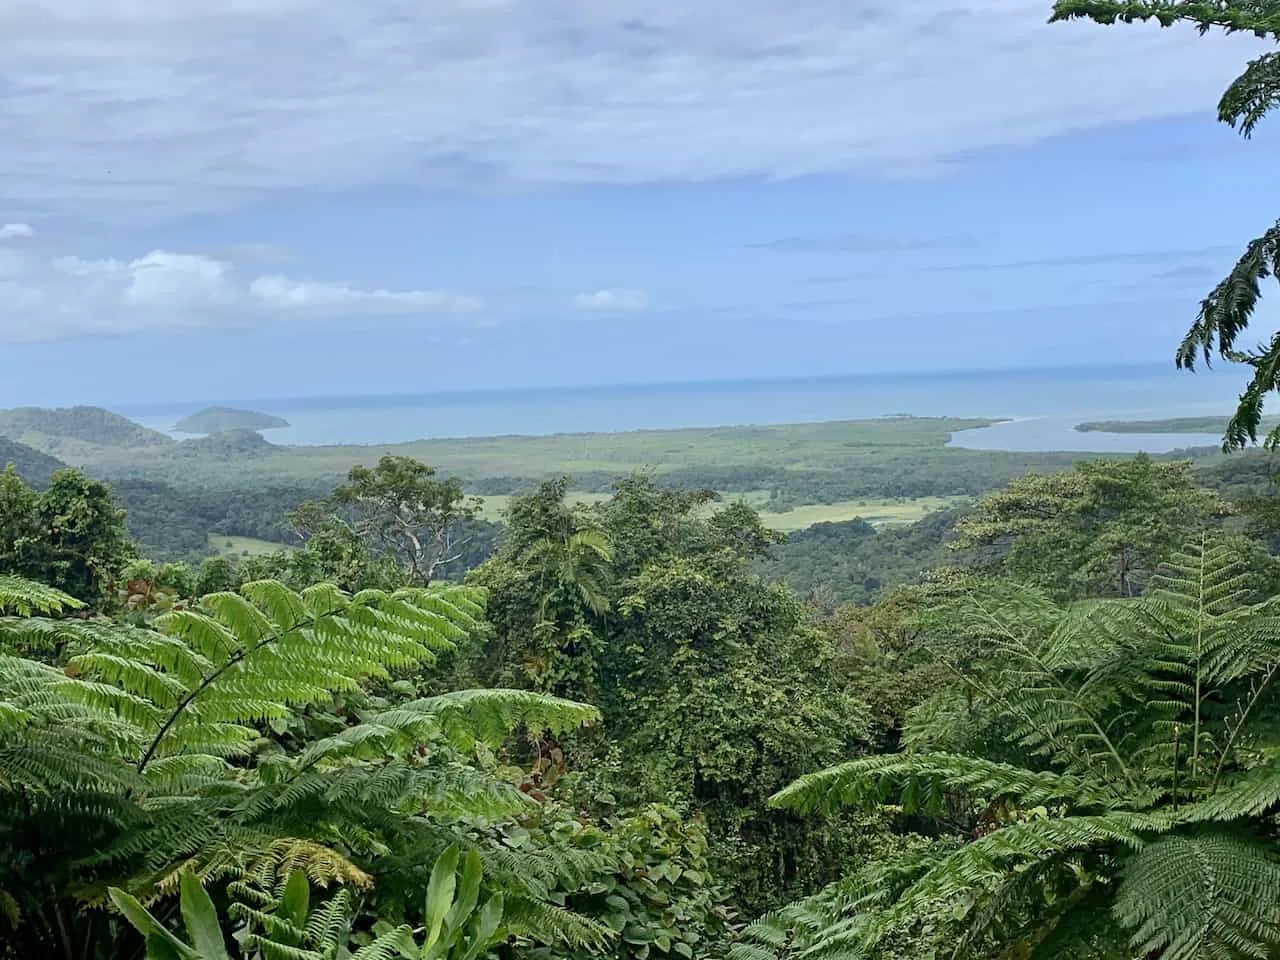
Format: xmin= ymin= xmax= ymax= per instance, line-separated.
xmin=349 ymin=927 xmax=416 ymax=960
xmin=292 ymin=689 xmax=597 ymax=772
xmin=377 ymin=688 xmax=600 ymax=750
xmin=1116 ymin=831 xmax=1280 ymax=960
xmin=0 ymin=576 xmax=81 ymax=617
xmin=880 ymin=813 xmax=1156 ymax=930
xmin=503 ymin=895 xmax=615 ymax=950
xmin=48 ymin=580 xmax=484 ymax=773
xmin=770 ymin=753 xmax=1108 ymax=817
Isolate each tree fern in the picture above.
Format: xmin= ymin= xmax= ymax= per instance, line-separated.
xmin=1116 ymin=832 xmax=1280 ymax=960
xmin=0 ymin=576 xmax=610 ymax=959
xmin=767 ymin=538 xmax=1280 ymax=960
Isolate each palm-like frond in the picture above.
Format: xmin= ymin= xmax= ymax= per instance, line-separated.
xmin=771 ymin=753 xmax=1110 ymax=818
xmin=44 ymin=581 xmax=484 ymax=773
xmin=522 ymin=529 xmax=614 ymax=618
xmin=770 ymin=539 xmax=1280 ymax=960
xmin=1050 ymin=1 xmax=1280 ymax=39
xmin=0 ymin=576 xmax=81 ymax=617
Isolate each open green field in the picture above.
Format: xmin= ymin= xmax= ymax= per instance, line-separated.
xmin=475 ymin=491 xmax=615 ymax=521
xmin=476 ymin=488 xmax=964 ymax=532
xmin=758 ymin=495 xmax=967 ymax=531
xmin=210 ymin=535 xmax=294 ymax=558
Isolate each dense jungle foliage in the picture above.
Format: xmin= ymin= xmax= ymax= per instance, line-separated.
xmin=11 ymin=4 xmax=1280 ymax=957
xmin=6 ymin=423 xmax=1280 ymax=959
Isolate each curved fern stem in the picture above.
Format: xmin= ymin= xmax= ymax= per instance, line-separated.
xmin=1211 ymin=657 xmax=1280 ymax=792
xmin=136 ymin=612 xmax=321 ymax=774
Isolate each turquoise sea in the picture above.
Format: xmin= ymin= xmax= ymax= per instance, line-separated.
xmin=122 ymin=363 xmax=1251 ymax=453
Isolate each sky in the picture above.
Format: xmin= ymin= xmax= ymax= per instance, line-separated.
xmin=1 ymin=0 xmax=1279 ymax=407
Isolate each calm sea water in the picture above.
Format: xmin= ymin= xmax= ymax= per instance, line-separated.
xmin=121 ymin=364 xmax=1249 ymax=453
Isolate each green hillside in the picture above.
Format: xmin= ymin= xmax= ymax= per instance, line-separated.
xmin=0 ymin=437 xmax=67 ymax=486
xmin=0 ymin=405 xmax=173 ymax=455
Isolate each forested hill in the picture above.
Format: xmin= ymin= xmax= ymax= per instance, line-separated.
xmin=0 ymin=406 xmax=173 ymax=450
xmin=174 ymin=406 xmax=289 ymax=433
xmin=0 ymin=437 xmax=66 ymax=485
xmin=170 ymin=428 xmax=278 ymax=458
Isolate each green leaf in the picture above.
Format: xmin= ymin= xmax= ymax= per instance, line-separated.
xmin=424 ymin=844 xmax=461 ymax=950
xmin=145 ymin=937 xmax=188 ymax=960
xmin=180 ymin=872 xmax=230 ymax=960
xmin=279 ymin=870 xmax=311 ymax=932
xmin=458 ymin=894 xmax=504 ymax=960
xmin=444 ymin=849 xmax=483 ymax=938
xmin=109 ymin=888 xmax=197 ymax=960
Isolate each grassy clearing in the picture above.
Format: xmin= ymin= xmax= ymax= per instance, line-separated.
xmin=210 ymin=535 xmax=292 ymax=558
xmin=472 ymin=489 xmax=961 ymax=533
xmin=755 ymin=496 xmax=965 ymax=532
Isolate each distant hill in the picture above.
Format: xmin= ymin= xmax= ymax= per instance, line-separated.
xmin=0 ymin=437 xmax=67 ymax=486
xmin=173 ymin=429 xmax=277 ymax=459
xmin=174 ymin=406 xmax=289 ymax=434
xmin=0 ymin=406 xmax=173 ymax=450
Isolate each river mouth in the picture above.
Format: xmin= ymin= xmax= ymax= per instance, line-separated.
xmin=947 ymin=417 xmax=1223 ymax=454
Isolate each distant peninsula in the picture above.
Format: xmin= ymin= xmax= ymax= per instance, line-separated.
xmin=174 ymin=407 xmax=290 ymax=434
xmin=1074 ymin=416 xmax=1280 ymax=435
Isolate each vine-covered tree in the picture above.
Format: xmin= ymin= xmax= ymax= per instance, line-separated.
xmin=0 ymin=465 xmax=135 ymax=605
xmin=473 ymin=474 xmax=872 ymax=914
xmin=291 ymin=456 xmax=481 ymax=586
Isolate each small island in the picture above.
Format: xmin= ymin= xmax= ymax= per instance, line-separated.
xmin=1074 ymin=416 xmax=1279 ymax=435
xmin=173 ymin=407 xmax=289 ymax=434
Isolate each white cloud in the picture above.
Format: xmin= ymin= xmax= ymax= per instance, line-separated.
xmin=0 ymin=2 xmax=1267 ymax=218
xmin=0 ymin=223 xmax=33 ymax=239
xmin=574 ymin=288 xmax=649 ymax=311
xmin=250 ymin=275 xmax=483 ymax=313
xmin=0 ymin=242 xmax=485 ymax=342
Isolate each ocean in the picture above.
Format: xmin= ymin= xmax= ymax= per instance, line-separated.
xmin=121 ymin=363 xmax=1252 ymax=454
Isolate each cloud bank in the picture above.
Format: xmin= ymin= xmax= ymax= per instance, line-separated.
xmin=0 ymin=244 xmax=483 ymax=343
xmin=0 ymin=1 xmax=1267 ymax=218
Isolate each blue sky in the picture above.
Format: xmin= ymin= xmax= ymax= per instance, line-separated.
xmin=1 ymin=0 xmax=1278 ymax=407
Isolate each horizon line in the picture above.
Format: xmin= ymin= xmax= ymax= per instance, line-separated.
xmin=104 ymin=359 xmax=1214 ymax=417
